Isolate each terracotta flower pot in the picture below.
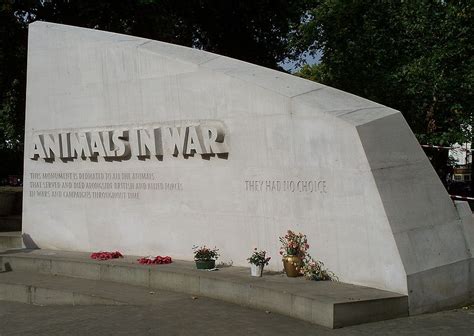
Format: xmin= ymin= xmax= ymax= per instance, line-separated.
xmin=282 ymin=255 xmax=302 ymax=277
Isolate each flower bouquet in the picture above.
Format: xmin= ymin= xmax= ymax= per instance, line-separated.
xmin=247 ymin=248 xmax=271 ymax=277
xmin=137 ymin=255 xmax=172 ymax=265
xmin=90 ymin=251 xmax=123 ymax=260
xmin=279 ymin=230 xmax=309 ymax=257
xmin=279 ymin=230 xmax=309 ymax=277
xmin=300 ymin=257 xmax=336 ymax=281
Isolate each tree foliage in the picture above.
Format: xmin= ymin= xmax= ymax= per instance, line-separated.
xmin=293 ymin=0 xmax=473 ymax=145
xmin=1 ymin=0 xmax=472 ymax=179
xmin=0 ymin=1 xmax=27 ymax=153
xmin=0 ymin=0 xmax=310 ymax=176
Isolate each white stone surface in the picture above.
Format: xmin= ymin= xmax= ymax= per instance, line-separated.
xmin=23 ymin=22 xmax=473 ymax=313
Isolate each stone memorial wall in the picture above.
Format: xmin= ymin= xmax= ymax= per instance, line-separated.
xmin=24 ymin=22 xmax=473 ymax=314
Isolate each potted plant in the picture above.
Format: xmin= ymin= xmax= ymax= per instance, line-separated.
xmin=247 ymin=248 xmax=271 ymax=277
xmin=192 ymin=245 xmax=219 ymax=269
xmin=279 ymin=230 xmax=309 ymax=277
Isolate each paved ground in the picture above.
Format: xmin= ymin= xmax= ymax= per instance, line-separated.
xmin=1 ymin=295 xmax=473 ymax=336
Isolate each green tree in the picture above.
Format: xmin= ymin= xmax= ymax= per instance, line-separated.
xmin=0 ymin=1 xmax=29 ymax=177
xmin=12 ymin=0 xmax=308 ymax=68
xmin=0 ymin=1 xmax=27 ymax=152
xmin=293 ymin=0 xmax=473 ymax=146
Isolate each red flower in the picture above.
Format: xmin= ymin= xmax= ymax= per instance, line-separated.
xmin=137 ymin=256 xmax=173 ymax=265
xmin=90 ymin=251 xmax=123 ymax=260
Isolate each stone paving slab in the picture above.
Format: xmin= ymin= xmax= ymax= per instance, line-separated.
xmin=1 ymin=300 xmax=473 ymax=336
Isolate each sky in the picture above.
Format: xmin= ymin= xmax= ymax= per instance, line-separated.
xmin=280 ymin=50 xmax=322 ymax=73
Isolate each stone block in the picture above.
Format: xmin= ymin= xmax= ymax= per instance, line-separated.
xmin=50 ymin=260 xmax=100 ymax=280
xmin=149 ymin=269 xmax=200 ymax=294
xmin=247 ymin=285 xmax=292 ymax=316
xmin=0 ymin=283 xmax=30 ymax=304
xmin=333 ymin=296 xmax=408 ymax=328
xmin=21 ymin=21 xmax=474 ymax=315
xmin=407 ymin=259 xmax=471 ymax=314
xmin=199 ymin=276 xmax=249 ymax=306
xmin=0 ymin=250 xmax=410 ymax=328
xmin=2 ymin=256 xmax=51 ymax=274
xmin=0 ymin=234 xmax=23 ymax=249
xmin=99 ymin=264 xmax=150 ymax=287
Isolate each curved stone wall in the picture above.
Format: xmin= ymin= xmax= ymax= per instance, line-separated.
xmin=23 ymin=22 xmax=473 ymax=313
